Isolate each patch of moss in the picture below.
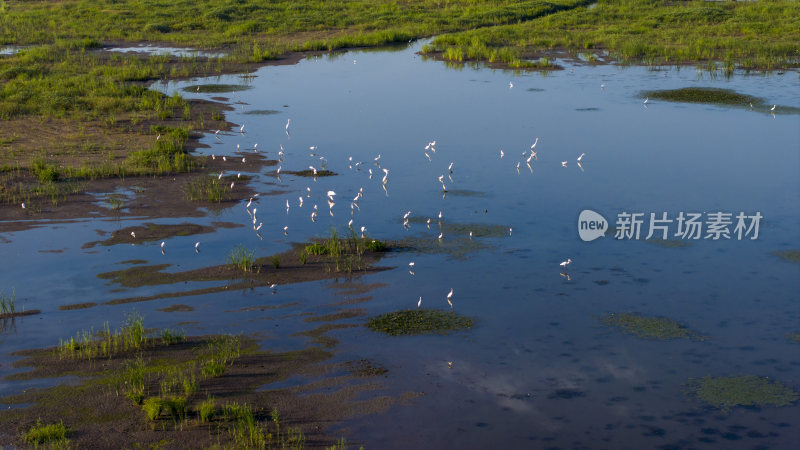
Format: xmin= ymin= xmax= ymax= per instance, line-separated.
xmin=642 ymin=88 xmax=800 ymax=114
xmin=688 ymin=375 xmax=799 ymax=409
xmin=787 ymin=332 xmax=800 ymax=343
xmin=773 ymin=250 xmax=800 ymax=265
xmin=643 ymin=87 xmax=761 ymax=106
xmin=366 ymin=309 xmax=474 ymax=336
xmin=397 ymin=236 xmax=488 ymax=260
xmin=602 ymin=313 xmax=702 ymax=341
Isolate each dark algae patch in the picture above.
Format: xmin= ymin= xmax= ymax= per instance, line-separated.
xmin=688 ymin=375 xmax=800 ymax=410
xmin=367 ymin=309 xmax=474 ymax=336
xmin=773 ymin=250 xmax=800 ymax=265
xmin=283 ymin=169 xmax=337 ymax=178
xmin=602 ymin=313 xmax=703 ymax=341
xmin=643 ymin=87 xmax=761 ymax=105
xmin=641 ymin=88 xmax=800 ymax=114
xmin=58 ymin=302 xmax=97 ymax=311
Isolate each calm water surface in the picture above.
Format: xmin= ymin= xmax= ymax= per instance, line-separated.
xmin=1 ymin=43 xmax=799 ymax=449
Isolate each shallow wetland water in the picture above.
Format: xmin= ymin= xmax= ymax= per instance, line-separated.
xmin=1 ymin=42 xmax=799 ymax=448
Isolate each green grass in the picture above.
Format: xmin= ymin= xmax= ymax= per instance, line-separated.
xmin=142 ymin=397 xmax=164 ymax=421
xmin=426 ymin=0 xmax=800 ymax=71
xmin=0 ymin=288 xmax=15 ymax=315
xmin=183 ymin=175 xmax=227 ymax=203
xmin=199 ymin=397 xmax=217 ymax=422
xmin=23 ymin=419 xmax=70 ymax=447
xmin=366 ymin=309 xmax=475 ymax=336
xmin=228 ymin=245 xmax=256 ymax=272
xmin=688 ymin=375 xmax=799 ymax=410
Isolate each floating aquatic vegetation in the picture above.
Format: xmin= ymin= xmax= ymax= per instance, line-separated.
xmin=641 ymin=87 xmax=800 ymax=114
xmin=366 ymin=309 xmax=474 ymax=336
xmin=773 ymin=250 xmax=800 ymax=265
xmin=688 ymin=375 xmax=799 ymax=409
xmin=397 ymin=236 xmax=488 ymax=260
xmin=602 ymin=312 xmax=703 ymax=340
xmin=282 ymin=169 xmax=337 ymax=177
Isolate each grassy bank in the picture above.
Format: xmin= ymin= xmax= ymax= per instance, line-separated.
xmin=424 ymin=0 xmax=800 ymax=70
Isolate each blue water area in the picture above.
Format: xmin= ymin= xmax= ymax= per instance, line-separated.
xmin=1 ymin=42 xmax=798 ymax=448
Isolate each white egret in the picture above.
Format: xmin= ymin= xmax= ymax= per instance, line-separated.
xmin=222 ymin=156 xmax=227 ymax=162
xmin=409 ymin=262 xmax=415 ymax=268
xmin=21 ymin=202 xmax=25 ymax=209
xmin=500 ymin=149 xmax=504 ymax=158
xmin=531 ymin=137 xmax=539 ymax=149
xmin=283 ymin=226 xmax=288 ymax=235
xmin=438 ymin=232 xmax=443 ymax=240
xmin=509 ymin=81 xmax=513 ymax=88
xmin=577 ymin=152 xmax=585 ymax=162
xmin=560 ymin=258 xmax=572 ymax=269
xmin=212 ymin=154 xmax=216 ymax=160
xmin=246 ymin=198 xmax=252 ymax=208
xmin=509 ymin=227 xmax=513 ymax=236
xmin=309 ymin=166 xmax=317 ymax=175
xmin=771 ymin=104 xmax=776 ymax=111
xmin=561 ymin=161 xmax=567 ymax=167
xmin=130 ymin=231 xmax=136 ymax=238
xmin=255 ymin=222 xmax=262 ymax=231
xmin=446 ymin=288 xmax=453 ymax=309
xmin=417 ymin=297 xmax=422 ymax=308
xmin=448 ymin=162 xmax=454 ymax=173
xmin=239 ymin=124 xmax=245 ymax=133
xmin=276 ymin=166 xmax=281 ymax=174
xmin=643 ymin=97 xmax=649 ymax=105
xmin=438 ymin=211 xmax=443 ymax=220
xmin=230 ymin=181 xmax=235 ymax=189
xmin=327 ymin=190 xmax=336 ymax=201
xmin=241 ymin=157 xmax=246 ymax=164
xmin=298 ymin=197 xmax=303 ymax=207
xmin=348 ymin=219 xmax=353 ymax=228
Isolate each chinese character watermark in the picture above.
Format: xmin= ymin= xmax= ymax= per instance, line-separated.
xmin=579 ymin=210 xmax=762 ymax=242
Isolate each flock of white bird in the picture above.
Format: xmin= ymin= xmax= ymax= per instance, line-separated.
xmin=120 ymin=82 xmax=595 ymax=309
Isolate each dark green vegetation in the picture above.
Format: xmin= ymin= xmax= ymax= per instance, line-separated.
xmin=688 ymin=375 xmax=800 ymax=410
xmin=642 ymin=87 xmax=800 ymax=114
xmin=367 ymin=309 xmax=474 ymax=336
xmin=23 ymin=419 xmax=70 ymax=447
xmin=774 ymin=250 xmax=800 ymax=265
xmin=602 ymin=312 xmax=703 ymax=341
xmin=2 ymin=315 xmax=393 ymax=448
xmin=424 ymin=0 xmax=799 ymax=71
xmin=303 ymin=229 xmax=390 ymax=273
xmin=2 ymin=1 xmax=794 ymax=205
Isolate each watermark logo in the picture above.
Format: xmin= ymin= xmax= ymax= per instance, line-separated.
xmin=578 ymin=209 xmax=608 ymax=242
xmin=578 ymin=210 xmax=763 ymax=242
